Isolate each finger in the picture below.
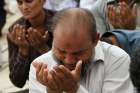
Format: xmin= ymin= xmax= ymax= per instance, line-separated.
xmin=53 ymin=70 xmax=64 ymax=91
xmin=58 ymin=65 xmax=72 ymax=78
xmin=27 ymin=27 xmax=34 ymax=42
xmin=49 ymin=70 xmax=60 ymax=90
xmin=45 ymin=70 xmax=59 ymax=90
xmin=107 ymin=5 xmax=113 ymax=22
xmin=38 ymin=63 xmax=47 ymax=76
xmin=42 ymin=68 xmax=49 ymax=85
xmin=32 ymin=29 xmax=41 ymax=43
xmin=17 ymin=25 xmax=23 ymax=41
xmin=34 ymin=62 xmax=42 ymax=76
xmin=19 ymin=28 xmax=26 ymax=41
xmin=107 ymin=5 xmax=111 ymax=21
xmin=111 ymin=6 xmax=117 ymax=26
xmin=18 ymin=25 xmax=23 ymax=37
xmin=43 ymin=31 xmax=49 ymax=40
xmin=121 ymin=2 xmax=129 ymax=16
xmin=12 ymin=25 xmax=17 ymax=37
xmin=53 ymin=66 xmax=66 ymax=79
xmin=27 ymin=28 xmax=40 ymax=45
xmin=75 ymin=60 xmax=82 ymax=75
xmin=15 ymin=24 xmax=20 ymax=41
xmin=115 ymin=6 xmax=122 ymax=28
xmin=38 ymin=64 xmax=47 ymax=83
xmin=22 ymin=28 xmax=26 ymax=38
xmin=33 ymin=62 xmax=43 ymax=75
xmin=132 ymin=4 xmax=137 ymax=18
xmin=32 ymin=62 xmax=41 ymax=69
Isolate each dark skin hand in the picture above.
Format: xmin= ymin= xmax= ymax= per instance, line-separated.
xmin=33 ymin=60 xmax=82 ymax=93
xmin=107 ymin=2 xmax=137 ymax=29
xmin=7 ymin=24 xmax=29 ymax=56
xmin=26 ymin=27 xmax=49 ymax=53
xmin=7 ymin=24 xmax=50 ymax=56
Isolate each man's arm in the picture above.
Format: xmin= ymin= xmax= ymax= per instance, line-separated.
xmin=103 ymin=53 xmax=134 ymax=93
xmin=29 ymin=63 xmax=47 ymax=93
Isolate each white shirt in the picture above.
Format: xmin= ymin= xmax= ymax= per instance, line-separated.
xmin=80 ymin=0 xmax=111 ymax=34
xmin=43 ymin=0 xmax=77 ymax=11
xmin=29 ymin=41 xmax=134 ymax=93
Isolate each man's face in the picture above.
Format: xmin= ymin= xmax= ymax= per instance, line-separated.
xmin=52 ymin=24 xmax=98 ymax=71
xmin=16 ymin=0 xmax=44 ymax=19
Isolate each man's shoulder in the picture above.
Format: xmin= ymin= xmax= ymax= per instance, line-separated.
xmin=97 ymin=41 xmax=130 ymax=66
xmin=99 ymin=41 xmax=130 ymax=72
xmin=100 ymin=41 xmax=129 ymax=58
xmin=33 ymin=50 xmax=57 ymax=70
xmin=33 ymin=50 xmax=53 ymax=63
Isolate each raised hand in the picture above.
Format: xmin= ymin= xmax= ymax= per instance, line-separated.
xmin=107 ymin=2 xmax=137 ymax=29
xmin=50 ymin=60 xmax=82 ymax=93
xmin=7 ymin=24 xmax=29 ymax=56
xmin=33 ymin=62 xmax=63 ymax=93
xmin=33 ymin=60 xmax=82 ymax=93
xmin=26 ymin=27 xmax=49 ymax=53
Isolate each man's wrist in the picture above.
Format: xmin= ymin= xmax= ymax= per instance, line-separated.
xmin=67 ymin=83 xmax=79 ymax=93
xmin=47 ymin=88 xmax=62 ymax=93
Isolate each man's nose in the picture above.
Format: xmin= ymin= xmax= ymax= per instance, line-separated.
xmin=65 ymin=54 xmax=77 ymax=64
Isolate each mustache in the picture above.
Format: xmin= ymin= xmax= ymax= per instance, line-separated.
xmin=52 ymin=54 xmax=91 ymax=79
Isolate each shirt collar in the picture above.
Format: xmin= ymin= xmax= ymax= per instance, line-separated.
xmin=92 ymin=41 xmax=105 ymax=62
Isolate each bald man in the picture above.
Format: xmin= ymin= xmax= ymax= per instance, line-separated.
xmin=29 ymin=8 xmax=133 ymax=93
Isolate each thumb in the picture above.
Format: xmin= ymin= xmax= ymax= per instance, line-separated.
xmin=75 ymin=60 xmax=82 ymax=75
xmin=32 ymin=62 xmax=43 ymax=73
xmin=32 ymin=61 xmax=38 ymax=69
xmin=43 ymin=31 xmax=48 ymax=39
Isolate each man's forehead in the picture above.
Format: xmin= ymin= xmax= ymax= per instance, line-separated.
xmin=54 ymin=22 xmax=90 ymax=36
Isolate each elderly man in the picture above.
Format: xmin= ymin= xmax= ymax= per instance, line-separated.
xmin=29 ymin=8 xmax=133 ymax=93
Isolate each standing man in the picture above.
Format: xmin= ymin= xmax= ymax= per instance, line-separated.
xmin=29 ymin=8 xmax=133 ymax=93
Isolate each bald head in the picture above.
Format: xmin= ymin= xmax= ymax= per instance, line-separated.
xmin=51 ymin=8 xmax=97 ymax=41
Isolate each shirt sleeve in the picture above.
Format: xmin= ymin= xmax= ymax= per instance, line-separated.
xmin=7 ymin=36 xmax=31 ymax=88
xmin=29 ymin=63 xmax=47 ymax=93
xmin=103 ymin=53 xmax=134 ymax=93
xmin=76 ymin=85 xmax=89 ymax=93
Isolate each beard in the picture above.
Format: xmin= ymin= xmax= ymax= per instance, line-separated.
xmin=52 ymin=54 xmax=92 ymax=80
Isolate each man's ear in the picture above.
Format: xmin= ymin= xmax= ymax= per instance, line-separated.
xmin=92 ymin=32 xmax=100 ymax=46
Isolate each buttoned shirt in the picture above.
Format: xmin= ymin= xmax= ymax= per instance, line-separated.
xmin=29 ymin=41 xmax=133 ymax=93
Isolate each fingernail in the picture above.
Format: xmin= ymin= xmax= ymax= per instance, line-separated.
xmin=18 ymin=37 xmax=21 ymax=40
